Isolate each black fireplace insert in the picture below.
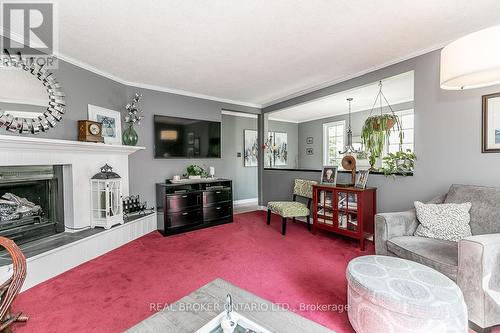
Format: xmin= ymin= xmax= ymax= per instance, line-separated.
xmin=0 ymin=165 xmax=64 ymax=245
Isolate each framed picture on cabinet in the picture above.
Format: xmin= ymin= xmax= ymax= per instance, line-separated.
xmin=321 ymin=166 xmax=338 ymax=185
xmin=355 ymin=169 xmax=370 ymax=189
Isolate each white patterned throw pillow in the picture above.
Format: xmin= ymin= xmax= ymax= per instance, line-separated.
xmin=414 ymin=201 xmax=472 ymax=242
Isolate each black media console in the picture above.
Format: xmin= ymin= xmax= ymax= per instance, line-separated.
xmin=156 ymin=178 xmax=233 ymax=236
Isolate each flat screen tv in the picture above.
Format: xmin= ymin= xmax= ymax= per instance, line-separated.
xmin=154 ymin=115 xmax=221 ymax=159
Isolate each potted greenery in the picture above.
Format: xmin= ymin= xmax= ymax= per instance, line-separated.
xmin=184 ymin=165 xmax=208 ymax=179
xmin=361 ymin=114 xmax=402 ymax=169
xmin=380 ymin=150 xmax=416 ymax=176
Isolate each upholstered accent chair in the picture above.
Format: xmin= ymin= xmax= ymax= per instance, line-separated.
xmin=375 ymin=184 xmax=500 ymax=333
xmin=267 ymin=179 xmax=317 ymax=235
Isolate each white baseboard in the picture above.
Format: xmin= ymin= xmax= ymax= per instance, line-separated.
xmin=9 ymin=213 xmax=157 ymax=292
xmin=234 ymin=198 xmax=258 ymax=206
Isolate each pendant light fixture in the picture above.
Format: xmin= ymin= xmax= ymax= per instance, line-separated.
xmin=339 ymin=97 xmax=361 ymax=154
xmin=440 ymin=24 xmax=500 ymax=90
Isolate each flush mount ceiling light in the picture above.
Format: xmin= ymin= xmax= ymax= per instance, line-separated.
xmin=440 ymin=24 xmax=500 ymax=90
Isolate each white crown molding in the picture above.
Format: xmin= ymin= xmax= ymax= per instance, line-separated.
xmin=221 ymin=110 xmax=258 ymax=119
xmin=54 ymin=53 xmax=262 ymax=109
xmin=261 ymin=41 xmax=449 ymax=108
xmin=1 ymin=29 xmax=445 ymax=111
xmin=0 ymin=29 xmax=261 ymax=109
xmin=267 ymin=117 xmax=299 ymax=124
xmin=0 ymin=134 xmax=145 ymax=154
xmin=270 ymin=97 xmax=414 ymax=124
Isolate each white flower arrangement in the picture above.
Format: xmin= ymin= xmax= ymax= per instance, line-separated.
xmin=124 ymin=93 xmax=144 ymax=125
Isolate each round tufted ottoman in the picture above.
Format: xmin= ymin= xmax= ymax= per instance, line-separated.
xmin=346 ymin=255 xmax=467 ymax=333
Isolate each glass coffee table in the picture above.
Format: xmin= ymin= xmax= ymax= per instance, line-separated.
xmin=126 ymin=278 xmax=334 ymax=333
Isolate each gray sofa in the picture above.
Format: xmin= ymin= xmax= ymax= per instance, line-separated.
xmin=375 ymin=184 xmax=500 ymax=332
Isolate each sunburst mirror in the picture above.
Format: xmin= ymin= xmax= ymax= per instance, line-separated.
xmin=0 ymin=50 xmax=65 ymax=134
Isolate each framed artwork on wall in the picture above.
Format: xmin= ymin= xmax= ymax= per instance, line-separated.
xmin=306 ymin=137 xmax=313 ymax=144
xmin=88 ymin=105 xmax=122 ymax=145
xmin=193 ymin=137 xmax=200 ymax=156
xmin=273 ymin=132 xmax=288 ymax=166
xmin=264 ymin=131 xmax=288 ymax=167
xmin=482 ymin=93 xmax=500 ymax=153
xmin=187 ymin=132 xmax=195 ymax=145
xmin=244 ymin=129 xmax=258 ymax=167
xmin=306 ymin=148 xmax=314 ymax=155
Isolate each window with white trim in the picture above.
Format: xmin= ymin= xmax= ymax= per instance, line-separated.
xmin=388 ymin=109 xmax=414 ymax=154
xmin=323 ymin=121 xmax=345 ymax=166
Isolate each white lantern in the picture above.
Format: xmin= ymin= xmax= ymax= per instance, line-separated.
xmin=90 ymin=164 xmax=123 ymax=229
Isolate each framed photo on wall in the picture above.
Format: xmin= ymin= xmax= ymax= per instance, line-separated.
xmin=244 ymin=129 xmax=258 ymax=167
xmin=321 ymin=166 xmax=338 ymax=185
xmin=88 ymin=105 xmax=122 ymax=145
xmin=273 ymin=132 xmax=288 ymax=166
xmin=482 ymin=93 xmax=500 ymax=153
xmin=187 ymin=132 xmax=195 ymax=145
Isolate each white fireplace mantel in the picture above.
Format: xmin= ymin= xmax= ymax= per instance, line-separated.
xmin=0 ymin=135 xmax=145 ymax=154
xmin=0 ymin=134 xmax=145 ymax=231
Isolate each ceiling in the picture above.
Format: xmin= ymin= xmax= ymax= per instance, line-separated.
xmin=268 ymin=71 xmax=414 ymax=123
xmin=47 ymin=1 xmax=500 ymax=106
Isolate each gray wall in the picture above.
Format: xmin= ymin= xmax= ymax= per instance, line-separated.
xmin=262 ymin=49 xmax=500 ymax=213
xmin=267 ymin=120 xmax=299 ymax=168
xmin=221 ymin=114 xmax=258 ymax=201
xmin=126 ymin=86 xmax=260 ymax=206
xmin=0 ymin=56 xmax=260 ymax=207
xmin=297 ymin=102 xmax=414 ymax=169
xmin=1 ymin=60 xmax=126 ymax=141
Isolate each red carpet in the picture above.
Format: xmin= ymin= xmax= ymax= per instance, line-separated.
xmin=13 ymin=210 xmax=372 ymax=333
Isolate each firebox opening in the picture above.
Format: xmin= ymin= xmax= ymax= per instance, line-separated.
xmin=0 ymin=165 xmax=64 ymax=245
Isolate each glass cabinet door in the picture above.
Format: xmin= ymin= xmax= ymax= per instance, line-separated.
xmin=317 ymin=190 xmax=334 ymax=225
xmin=337 ymin=191 xmax=358 ymax=232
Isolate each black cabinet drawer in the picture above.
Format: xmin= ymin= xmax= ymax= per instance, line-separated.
xmin=203 ymin=188 xmax=231 ymax=205
xmin=167 ymin=209 xmax=202 ymax=228
xmin=203 ymin=204 xmax=232 ymax=222
xmin=166 ymin=192 xmax=201 ymax=212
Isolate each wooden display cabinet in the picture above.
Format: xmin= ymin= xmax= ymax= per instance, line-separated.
xmin=312 ymin=185 xmax=376 ymax=250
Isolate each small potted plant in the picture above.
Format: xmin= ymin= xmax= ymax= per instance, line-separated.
xmin=380 ymin=150 xmax=416 ymax=176
xmin=184 ymin=165 xmax=208 ymax=179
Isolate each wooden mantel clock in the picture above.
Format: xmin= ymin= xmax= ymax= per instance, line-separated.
xmin=78 ymin=120 xmax=104 ymax=143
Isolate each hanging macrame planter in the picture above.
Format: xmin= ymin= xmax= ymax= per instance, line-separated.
xmin=361 ymin=81 xmax=403 ymax=170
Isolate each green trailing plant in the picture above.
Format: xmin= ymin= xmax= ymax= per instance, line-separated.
xmin=184 ymin=164 xmax=208 ymax=177
xmin=361 ymin=114 xmax=403 ymax=169
xmin=380 ymin=150 xmax=416 ymax=176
